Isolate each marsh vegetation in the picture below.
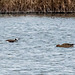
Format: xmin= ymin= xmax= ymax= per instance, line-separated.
xmin=0 ymin=0 xmax=75 ymax=13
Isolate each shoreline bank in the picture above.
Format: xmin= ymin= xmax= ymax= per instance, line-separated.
xmin=0 ymin=12 xmax=75 ymax=18
xmin=0 ymin=11 xmax=75 ymax=14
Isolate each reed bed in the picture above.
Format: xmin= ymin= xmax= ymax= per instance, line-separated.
xmin=0 ymin=0 xmax=75 ymax=13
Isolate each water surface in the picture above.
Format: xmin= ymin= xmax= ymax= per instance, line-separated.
xmin=0 ymin=15 xmax=75 ymax=75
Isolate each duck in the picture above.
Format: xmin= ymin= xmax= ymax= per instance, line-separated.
xmin=6 ymin=38 xmax=18 ymax=43
xmin=56 ymin=43 xmax=74 ymax=48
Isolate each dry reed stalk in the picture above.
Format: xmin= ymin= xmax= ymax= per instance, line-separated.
xmin=0 ymin=0 xmax=75 ymax=13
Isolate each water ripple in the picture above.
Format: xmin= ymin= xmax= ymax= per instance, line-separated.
xmin=0 ymin=15 xmax=75 ymax=75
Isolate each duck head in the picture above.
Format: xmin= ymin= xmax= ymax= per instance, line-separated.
xmin=56 ymin=44 xmax=61 ymax=47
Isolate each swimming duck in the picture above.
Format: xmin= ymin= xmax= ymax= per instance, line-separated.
xmin=56 ymin=43 xmax=74 ymax=48
xmin=6 ymin=38 xmax=18 ymax=43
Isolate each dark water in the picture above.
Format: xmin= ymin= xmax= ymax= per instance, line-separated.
xmin=0 ymin=15 xmax=75 ymax=75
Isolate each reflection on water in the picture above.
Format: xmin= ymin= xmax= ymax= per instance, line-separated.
xmin=0 ymin=14 xmax=75 ymax=75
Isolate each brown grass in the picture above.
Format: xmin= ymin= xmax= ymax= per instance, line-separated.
xmin=0 ymin=0 xmax=75 ymax=13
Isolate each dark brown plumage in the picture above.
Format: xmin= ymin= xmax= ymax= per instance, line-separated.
xmin=6 ymin=38 xmax=18 ymax=43
xmin=56 ymin=43 xmax=74 ymax=48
